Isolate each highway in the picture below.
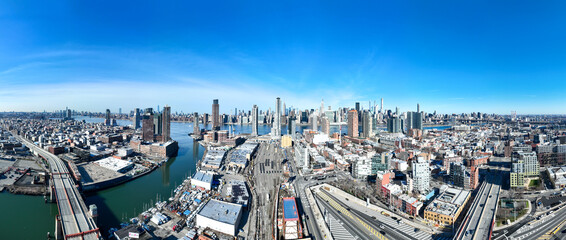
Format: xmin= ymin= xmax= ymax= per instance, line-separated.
xmin=509 ymin=205 xmax=566 ymax=240
xmin=16 ymin=135 xmax=100 ymax=240
xmin=315 ymin=189 xmax=388 ymax=240
xmin=316 ymin=188 xmax=432 ymax=240
xmin=455 ymin=172 xmax=501 ymax=240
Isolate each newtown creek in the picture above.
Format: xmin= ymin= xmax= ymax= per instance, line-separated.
xmin=0 ymin=116 xmax=450 ymax=239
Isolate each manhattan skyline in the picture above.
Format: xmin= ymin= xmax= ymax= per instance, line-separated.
xmin=1 ymin=1 xmax=566 ymax=114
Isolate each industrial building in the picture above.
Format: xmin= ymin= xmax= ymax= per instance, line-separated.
xmin=196 ymin=199 xmax=243 ymax=236
xmin=202 ymin=149 xmax=226 ymax=169
xmin=191 ymin=171 xmax=213 ymax=190
xmin=226 ymin=180 xmax=249 ymax=207
xmin=228 ymin=142 xmax=258 ymax=169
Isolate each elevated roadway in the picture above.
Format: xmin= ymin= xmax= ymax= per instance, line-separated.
xmin=455 ymin=173 xmax=501 ymax=240
xmin=16 ymin=135 xmax=100 ymax=240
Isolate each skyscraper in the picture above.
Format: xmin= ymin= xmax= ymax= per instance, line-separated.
xmin=320 ymin=99 xmax=324 ymax=115
xmin=212 ymin=99 xmax=220 ymax=131
xmin=133 ymin=108 xmax=141 ymax=129
xmin=271 ymin=97 xmax=281 ymax=137
xmin=311 ymin=113 xmax=318 ymax=131
xmin=193 ymin=112 xmax=200 ymax=136
xmin=387 ymin=108 xmax=402 ymax=133
xmin=355 ymin=102 xmax=362 ymax=132
xmin=288 ymin=116 xmax=297 ymax=138
xmin=251 ymin=105 xmax=259 ymax=136
xmin=105 ymin=109 xmax=111 ymax=126
xmin=321 ymin=117 xmax=330 ymax=135
xmin=142 ymin=108 xmax=154 ymax=142
xmin=380 ymin=98 xmax=383 ymax=113
xmin=162 ymin=105 xmax=171 ymax=142
xmin=347 ymin=110 xmax=359 ymax=138
xmin=154 ymin=112 xmax=163 ymax=136
xmin=362 ymin=111 xmax=373 ymax=138
xmin=406 ymin=104 xmax=423 ymax=131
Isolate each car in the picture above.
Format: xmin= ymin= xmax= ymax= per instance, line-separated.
xmin=391 ymin=217 xmax=398 ymax=221
xmin=414 ymin=228 xmax=420 ymax=233
xmin=380 ymin=224 xmax=385 ymax=229
xmin=372 ymin=216 xmax=376 ymax=220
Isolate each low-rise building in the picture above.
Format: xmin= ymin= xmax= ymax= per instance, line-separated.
xmin=202 ymin=149 xmax=226 ymax=169
xmin=546 ymin=166 xmax=566 ymax=189
xmin=94 ymin=157 xmax=134 ymax=173
xmin=196 ymin=199 xmax=243 ymax=236
xmin=191 ymin=171 xmax=213 ymax=190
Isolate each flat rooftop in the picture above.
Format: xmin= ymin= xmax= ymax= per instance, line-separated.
xmin=227 ymin=180 xmax=249 ymax=206
xmin=193 ymin=171 xmax=213 ymax=184
xmin=197 ymin=199 xmax=242 ymax=225
xmin=283 ymin=197 xmax=299 ymax=221
xmin=229 ymin=149 xmax=248 ymax=166
xmin=202 ymin=149 xmax=225 ymax=168
xmin=94 ymin=157 xmax=133 ymax=172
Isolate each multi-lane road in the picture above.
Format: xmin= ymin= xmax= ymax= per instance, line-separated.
xmin=16 ymin=135 xmax=100 ymax=240
xmin=508 ymin=205 xmax=566 ymax=240
xmin=313 ymin=186 xmax=438 ymax=240
xmin=455 ymin=172 xmax=501 ymax=240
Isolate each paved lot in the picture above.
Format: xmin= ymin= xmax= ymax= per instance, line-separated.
xmin=77 ymin=162 xmax=123 ymax=184
xmin=14 ymin=159 xmax=44 ymax=171
xmin=0 ymin=159 xmax=15 ymax=171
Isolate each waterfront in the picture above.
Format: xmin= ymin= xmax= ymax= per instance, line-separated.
xmin=0 ymin=115 xmax=450 ymax=238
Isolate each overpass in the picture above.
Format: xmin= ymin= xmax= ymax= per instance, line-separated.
xmin=454 ymin=173 xmax=501 ymax=240
xmin=15 ymin=135 xmax=101 ymax=240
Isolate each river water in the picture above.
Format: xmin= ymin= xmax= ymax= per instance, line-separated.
xmin=0 ymin=116 xmax=449 ymax=239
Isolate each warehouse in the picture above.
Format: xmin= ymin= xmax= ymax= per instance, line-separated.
xmin=196 ymin=199 xmax=242 ymax=236
xmin=191 ymin=171 xmax=213 ymax=190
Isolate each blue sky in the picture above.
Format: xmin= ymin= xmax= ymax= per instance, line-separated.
xmin=1 ymin=1 xmax=565 ymax=114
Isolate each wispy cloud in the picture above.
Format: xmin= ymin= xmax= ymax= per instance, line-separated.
xmin=0 ymin=62 xmax=51 ymax=75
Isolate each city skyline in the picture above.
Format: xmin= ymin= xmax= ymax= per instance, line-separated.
xmin=1 ymin=2 xmax=566 ymax=114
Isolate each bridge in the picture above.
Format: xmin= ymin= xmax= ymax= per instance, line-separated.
xmin=454 ymin=172 xmax=501 ymax=240
xmin=15 ymin=135 xmax=101 ymax=240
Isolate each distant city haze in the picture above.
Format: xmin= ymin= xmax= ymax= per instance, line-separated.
xmin=1 ymin=2 xmax=565 ymax=114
